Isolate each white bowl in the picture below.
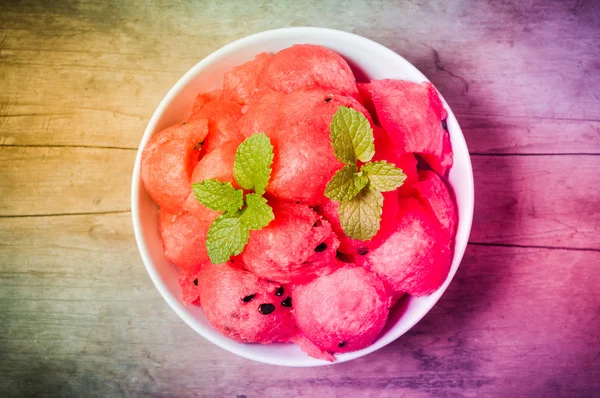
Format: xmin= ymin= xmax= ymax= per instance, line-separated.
xmin=131 ymin=27 xmax=474 ymax=367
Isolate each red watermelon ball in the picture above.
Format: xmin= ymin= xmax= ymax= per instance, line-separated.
xmin=257 ymin=44 xmax=359 ymax=98
xmin=266 ymin=88 xmax=373 ymax=205
xmin=198 ymin=262 xmax=297 ymax=344
xmin=241 ymin=202 xmax=340 ymax=285
xmin=188 ymin=99 xmax=244 ymax=155
xmin=158 ymin=209 xmax=216 ymax=273
xmin=414 ymin=170 xmax=458 ymax=239
xmin=367 ymin=79 xmax=453 ymax=175
xmin=293 ymin=265 xmax=390 ymax=355
xmin=178 ymin=270 xmax=201 ymax=306
xmin=222 ymin=52 xmax=272 ymax=105
xmin=141 ymin=120 xmax=209 ymax=214
xmin=363 ymin=197 xmax=452 ymax=297
xmin=182 ymin=140 xmax=240 ymax=222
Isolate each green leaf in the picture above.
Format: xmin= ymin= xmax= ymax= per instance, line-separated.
xmin=338 ymin=186 xmax=383 ymax=241
xmin=192 ymin=179 xmax=244 ymax=213
xmin=324 ymin=164 xmax=369 ymax=201
xmin=329 ymin=106 xmax=375 ymax=165
xmin=361 ymin=161 xmax=407 ymax=192
xmin=233 ymin=133 xmax=274 ymax=196
xmin=206 ymin=213 xmax=250 ymax=264
xmin=240 ymin=193 xmax=274 ymax=230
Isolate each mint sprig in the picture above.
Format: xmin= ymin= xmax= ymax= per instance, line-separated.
xmin=192 ymin=133 xmax=275 ymax=264
xmin=326 ymin=107 xmax=406 ymax=241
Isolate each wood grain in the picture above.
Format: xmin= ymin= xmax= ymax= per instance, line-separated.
xmin=1 ymin=0 xmax=600 ymax=396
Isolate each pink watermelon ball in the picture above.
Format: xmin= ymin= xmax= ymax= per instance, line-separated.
xmin=141 ymin=120 xmax=209 ymax=214
xmin=241 ymin=202 xmax=340 ymax=284
xmin=222 ymin=52 xmax=272 ymax=105
xmin=266 ymin=88 xmax=373 ymax=205
xmin=372 ymin=126 xmax=419 ymax=197
xmin=367 ymin=79 xmax=453 ymax=175
xmin=198 ymin=262 xmax=297 ymax=343
xmin=178 ymin=270 xmax=201 ymax=306
xmin=413 ymin=170 xmax=458 ymax=239
xmin=183 ymin=140 xmax=240 ymax=222
xmin=293 ymin=265 xmax=390 ymax=355
xmin=363 ymin=197 xmax=452 ymax=297
xmin=188 ymin=99 xmax=244 ymax=155
xmin=257 ymin=44 xmax=359 ymax=98
xmin=158 ymin=209 xmax=216 ymax=273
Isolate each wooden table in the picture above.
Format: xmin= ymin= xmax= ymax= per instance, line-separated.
xmin=1 ymin=1 xmax=599 ymax=396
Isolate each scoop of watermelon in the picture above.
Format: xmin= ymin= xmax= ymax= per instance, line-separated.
xmin=140 ymin=119 xmax=209 ymax=214
xmin=241 ymin=202 xmax=340 ymax=284
xmin=257 ymin=44 xmax=359 ymax=98
xmin=366 ymin=79 xmax=453 ymax=175
xmin=363 ymin=197 xmax=452 ymax=297
xmin=198 ymin=262 xmax=297 ymax=344
xmin=413 ymin=170 xmax=458 ymax=239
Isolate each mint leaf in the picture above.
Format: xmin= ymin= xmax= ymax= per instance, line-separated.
xmin=206 ymin=213 xmax=249 ymax=264
xmin=330 ymin=106 xmax=375 ymax=165
xmin=324 ymin=164 xmax=369 ymax=201
xmin=361 ymin=161 xmax=407 ymax=192
xmin=240 ymin=193 xmax=274 ymax=230
xmin=338 ymin=186 xmax=383 ymax=241
xmin=192 ymin=179 xmax=244 ymax=213
xmin=233 ymin=133 xmax=274 ymax=196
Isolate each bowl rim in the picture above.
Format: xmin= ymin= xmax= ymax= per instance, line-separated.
xmin=131 ymin=26 xmax=474 ymax=367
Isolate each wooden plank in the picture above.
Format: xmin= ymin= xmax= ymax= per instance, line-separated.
xmin=1 ymin=1 xmax=599 ymax=149
xmin=0 ymin=146 xmax=134 ymax=216
xmin=1 ymin=214 xmax=598 ymax=396
xmin=470 ymin=154 xmax=600 ymax=249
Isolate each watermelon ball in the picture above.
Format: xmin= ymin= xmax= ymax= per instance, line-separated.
xmin=158 ymin=209 xmax=216 ymax=273
xmin=197 ymin=262 xmax=297 ymax=344
xmin=222 ymin=52 xmax=272 ymax=105
xmin=366 ymin=79 xmax=453 ymax=175
xmin=257 ymin=44 xmax=359 ymax=98
xmin=183 ymin=140 xmax=240 ymax=222
xmin=241 ymin=202 xmax=340 ymax=284
xmin=413 ymin=170 xmax=458 ymax=239
xmin=178 ymin=270 xmax=201 ymax=306
xmin=188 ymin=99 xmax=244 ymax=155
xmin=363 ymin=198 xmax=452 ymax=297
xmin=141 ymin=120 xmax=209 ymax=214
xmin=266 ymin=88 xmax=373 ymax=205
xmin=293 ymin=265 xmax=390 ymax=356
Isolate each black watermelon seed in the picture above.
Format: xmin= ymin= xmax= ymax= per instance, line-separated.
xmin=357 ymin=247 xmax=368 ymax=256
xmin=315 ymin=242 xmax=328 ymax=252
xmin=193 ymin=279 xmax=198 ymax=286
xmin=338 ymin=342 xmax=345 ymax=348
xmin=258 ymin=303 xmax=276 ymax=315
xmin=275 ymin=286 xmax=284 ymax=296
xmin=325 ymin=97 xmax=332 ymax=103
xmin=336 ymin=251 xmax=353 ymax=263
xmin=241 ymin=294 xmax=256 ymax=303
xmin=442 ymin=120 xmax=448 ymax=130
xmin=295 ymin=201 xmax=300 ymax=204
xmin=281 ymin=297 xmax=292 ymax=307
xmin=182 ymin=122 xmax=187 ymax=125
